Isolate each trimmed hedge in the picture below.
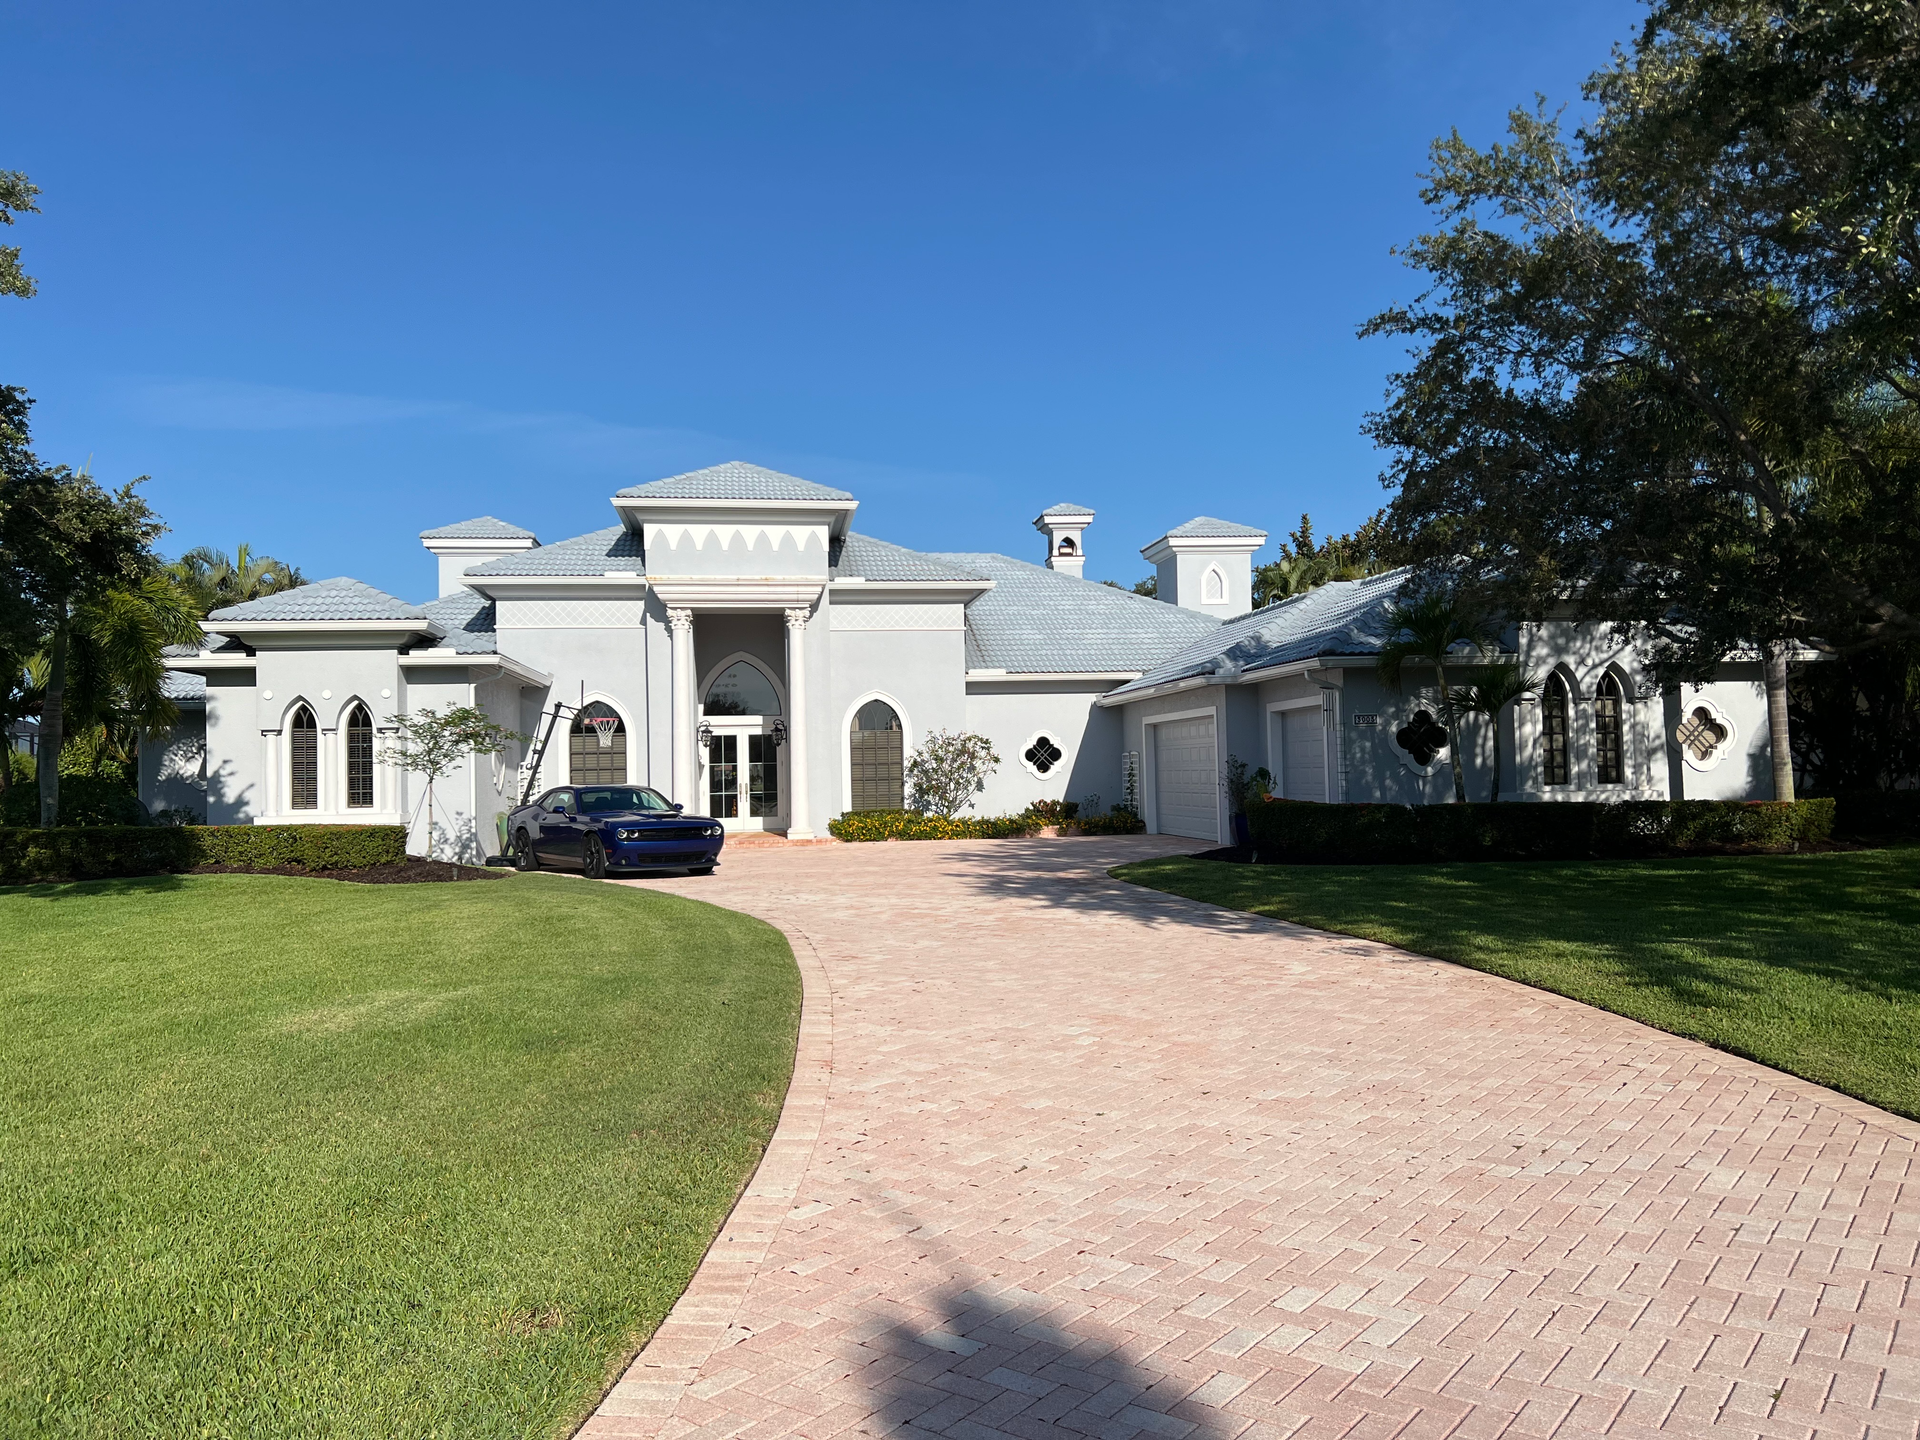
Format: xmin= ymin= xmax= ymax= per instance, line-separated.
xmin=0 ymin=824 xmax=408 ymax=885
xmin=1074 ymin=809 xmax=1146 ymax=835
xmin=1243 ymin=797 xmax=1836 ymax=864
xmin=827 ymin=810 xmax=1038 ymax=841
xmin=1833 ymin=791 xmax=1920 ymax=837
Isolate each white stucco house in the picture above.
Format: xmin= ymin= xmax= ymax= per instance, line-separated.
xmin=146 ymin=461 xmax=1790 ymax=855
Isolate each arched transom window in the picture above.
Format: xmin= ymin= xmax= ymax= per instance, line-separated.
xmin=346 ymin=703 xmax=374 ymax=808
xmin=848 ymin=699 xmax=903 ymax=811
xmin=703 ymin=660 xmax=781 ymax=717
xmin=290 ymin=704 xmax=318 ymax=810
xmin=1595 ymin=673 xmax=1625 ymax=785
xmin=571 ymin=701 xmax=627 ymax=785
xmin=1541 ymin=675 xmax=1571 ymax=786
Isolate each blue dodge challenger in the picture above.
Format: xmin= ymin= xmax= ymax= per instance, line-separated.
xmin=507 ymin=785 xmax=724 ymax=878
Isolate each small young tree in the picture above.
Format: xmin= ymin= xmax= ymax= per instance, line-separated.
xmin=905 ymin=729 xmax=999 ymax=818
xmin=1448 ymin=664 xmax=1541 ymax=803
xmin=380 ymin=705 xmax=524 ymax=860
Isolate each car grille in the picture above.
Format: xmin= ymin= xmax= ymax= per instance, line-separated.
xmin=624 ymin=826 xmax=719 ymax=842
xmin=615 ymin=850 xmax=712 ymax=867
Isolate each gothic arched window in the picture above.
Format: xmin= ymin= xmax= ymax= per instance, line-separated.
xmin=346 ymin=703 xmax=374 ymax=808
xmin=290 ymin=704 xmax=318 ymax=809
xmin=1595 ymin=673 xmax=1625 ymax=785
xmin=571 ymin=702 xmax=627 ymax=785
xmin=849 ymin=699 xmax=903 ymax=811
xmin=1541 ymin=675 xmax=1570 ymax=787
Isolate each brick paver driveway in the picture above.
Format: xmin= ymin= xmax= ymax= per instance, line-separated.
xmin=584 ymin=837 xmax=1919 ymax=1440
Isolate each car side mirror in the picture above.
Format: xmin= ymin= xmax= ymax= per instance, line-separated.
xmin=671 ymin=803 xmax=684 ymax=813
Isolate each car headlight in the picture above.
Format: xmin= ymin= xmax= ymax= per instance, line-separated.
xmin=616 ymin=829 xmax=640 ymax=841
xmin=707 ymin=824 xmax=723 ymax=837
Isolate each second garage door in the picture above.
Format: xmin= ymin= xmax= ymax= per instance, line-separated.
xmin=1281 ymin=707 xmax=1327 ymax=802
xmin=1153 ymin=714 xmax=1219 ymax=841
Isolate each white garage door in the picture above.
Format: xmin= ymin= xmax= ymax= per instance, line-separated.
xmin=1281 ymin=707 xmax=1326 ymax=802
xmin=1153 ymin=715 xmax=1218 ymax=841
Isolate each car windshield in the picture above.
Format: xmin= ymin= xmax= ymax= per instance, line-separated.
xmin=576 ymin=787 xmax=673 ymax=814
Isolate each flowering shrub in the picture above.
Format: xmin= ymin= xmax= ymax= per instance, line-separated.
xmin=827 ymin=810 xmax=1038 ymax=842
xmin=905 ymin=730 xmax=1000 ymax=817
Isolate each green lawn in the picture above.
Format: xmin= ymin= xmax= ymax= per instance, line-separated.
xmin=0 ymin=872 xmax=800 ymax=1439
xmin=1113 ymin=846 xmax=1920 ymax=1121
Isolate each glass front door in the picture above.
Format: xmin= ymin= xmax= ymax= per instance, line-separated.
xmin=706 ymin=731 xmax=781 ymax=822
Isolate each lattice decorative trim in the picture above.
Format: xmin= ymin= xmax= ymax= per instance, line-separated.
xmin=830 ymin=604 xmax=964 ymax=631
xmin=496 ymin=599 xmax=646 ymax=629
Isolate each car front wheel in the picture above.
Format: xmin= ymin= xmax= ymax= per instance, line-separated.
xmin=513 ymin=828 xmax=539 ymax=871
xmin=581 ymin=834 xmax=609 ymax=880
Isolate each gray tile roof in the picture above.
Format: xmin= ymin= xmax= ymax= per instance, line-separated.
xmin=1159 ymin=516 xmax=1268 ymax=539
xmin=420 ymin=588 xmax=499 ymax=653
xmin=831 ymin=532 xmax=989 ymax=582
xmin=926 ymin=552 xmax=1221 ymax=673
xmin=420 ymin=515 xmax=537 ymax=540
xmin=160 ymin=669 xmax=206 ymax=704
xmin=464 ymin=526 xmax=647 ymax=576
xmin=207 ymin=577 xmax=429 ymax=623
xmin=1037 ymin=502 xmax=1095 ymax=518
xmin=616 ymin=461 xmax=854 ymax=502
xmin=1105 ymin=568 xmax=1419 ymax=698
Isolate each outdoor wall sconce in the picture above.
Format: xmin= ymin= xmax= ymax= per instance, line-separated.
xmin=771 ymin=718 xmax=788 ymax=748
xmin=696 ymin=720 xmax=714 ymax=749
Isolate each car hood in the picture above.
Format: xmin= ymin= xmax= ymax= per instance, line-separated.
xmin=586 ymin=810 xmax=720 ymax=826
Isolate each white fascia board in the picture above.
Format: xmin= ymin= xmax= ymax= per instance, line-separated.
xmin=612 ymin=495 xmax=860 ymax=538
xmin=1096 ymin=660 xmax=1329 ymax=708
xmin=830 ymin=579 xmax=993 ymax=601
xmin=401 ymin=651 xmax=553 ymax=686
xmin=967 ymin=670 xmax=1141 ymax=683
xmin=201 ymin=618 xmax=446 ymax=645
xmin=463 ymin=575 xmax=649 ymax=596
xmin=166 ymin=652 xmax=256 ymax=672
xmin=1139 ymin=533 xmax=1268 ymax=564
xmin=421 ymin=535 xmax=539 ymax=556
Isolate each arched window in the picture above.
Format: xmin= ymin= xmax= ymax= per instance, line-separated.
xmin=703 ymin=660 xmax=781 ymax=717
xmin=1595 ymin=673 xmax=1625 ymax=785
xmin=1203 ymin=566 xmax=1226 ymax=604
xmin=571 ymin=701 xmax=627 ymax=785
xmin=290 ymin=704 xmax=318 ymax=810
xmin=849 ymin=699 xmax=903 ymax=811
xmin=346 ymin=703 xmax=374 ymax=808
xmin=1541 ymin=674 xmax=1570 ymax=786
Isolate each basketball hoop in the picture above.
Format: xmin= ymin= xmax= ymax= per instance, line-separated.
xmin=587 ymin=715 xmax=620 ymax=749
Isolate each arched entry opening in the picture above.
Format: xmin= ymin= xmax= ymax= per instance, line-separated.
xmin=849 ymin=699 xmax=904 ymax=811
xmin=571 ymin=701 xmax=627 ymax=785
xmin=700 ymin=655 xmax=784 ymax=825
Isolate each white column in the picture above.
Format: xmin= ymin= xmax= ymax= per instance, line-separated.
xmin=669 ymin=608 xmax=696 ymax=807
xmin=784 ymin=606 xmax=814 ymax=839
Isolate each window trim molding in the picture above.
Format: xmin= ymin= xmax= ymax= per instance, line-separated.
xmin=839 ymin=690 xmax=912 ymax=815
xmin=1018 ymin=728 xmax=1069 ymax=782
xmin=1675 ymin=692 xmax=1738 ymax=773
xmin=1201 ymin=563 xmax=1227 ymax=605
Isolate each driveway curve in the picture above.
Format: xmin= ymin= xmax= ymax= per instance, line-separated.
xmin=584 ymin=837 xmax=1919 ymax=1440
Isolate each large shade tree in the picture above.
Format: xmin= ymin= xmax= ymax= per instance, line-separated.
xmin=1363 ymin=0 xmax=1920 ymax=802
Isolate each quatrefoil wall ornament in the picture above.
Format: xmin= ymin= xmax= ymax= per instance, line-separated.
xmin=1675 ymin=698 xmax=1736 ymax=772
xmin=1394 ymin=710 xmax=1450 ymax=768
xmin=1021 ymin=732 xmax=1065 ymax=778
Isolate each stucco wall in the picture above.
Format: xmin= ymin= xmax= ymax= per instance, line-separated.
xmin=494 ymin=621 xmax=650 ymax=795
xmin=1116 ymin=686 xmax=1227 ymax=839
xmin=964 ymin=682 xmax=1122 ymax=817
xmin=139 ymin=705 xmax=207 ymax=819
xmin=202 ymin=670 xmax=258 ymax=824
xmin=825 ymin=600 xmax=967 ymax=818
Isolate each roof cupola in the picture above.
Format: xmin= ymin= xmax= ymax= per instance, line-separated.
xmin=1033 ymin=503 xmax=1095 ymax=578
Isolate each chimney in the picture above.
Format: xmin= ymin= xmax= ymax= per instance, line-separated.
xmin=1139 ymin=517 xmax=1267 ymax=615
xmin=419 ymin=517 xmax=540 ymax=596
xmin=1033 ymin=502 xmax=1095 ymax=578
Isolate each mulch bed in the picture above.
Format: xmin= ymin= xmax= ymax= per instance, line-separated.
xmin=188 ymin=859 xmax=510 ymax=884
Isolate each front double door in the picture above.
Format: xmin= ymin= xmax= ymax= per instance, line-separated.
xmin=703 ymin=721 xmax=785 ymax=830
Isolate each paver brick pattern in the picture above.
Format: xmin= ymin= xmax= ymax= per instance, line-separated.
xmin=582 ymin=837 xmax=1920 ymax=1440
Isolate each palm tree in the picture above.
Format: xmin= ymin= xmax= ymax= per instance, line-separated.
xmin=1375 ymin=589 xmax=1495 ymax=803
xmin=167 ymin=543 xmax=305 ymax=616
xmin=1448 ymin=663 xmax=1541 ymax=803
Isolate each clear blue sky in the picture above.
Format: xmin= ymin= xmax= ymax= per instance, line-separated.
xmin=5 ymin=1 xmax=1641 ymax=598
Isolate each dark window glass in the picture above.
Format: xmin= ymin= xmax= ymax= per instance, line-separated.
xmin=290 ymin=705 xmax=318 ymax=809
xmin=849 ymin=701 xmax=904 ymax=810
xmin=570 ymin=701 xmax=626 ymax=785
xmin=346 ymin=704 xmax=374 ymax=808
xmin=1595 ymin=673 xmax=1625 ymax=785
xmin=578 ymin=787 xmax=674 ymax=814
xmin=708 ymin=733 xmax=738 ymax=817
xmin=703 ymin=661 xmax=781 ymax=717
xmin=747 ymin=733 xmax=780 ymax=817
xmin=1024 ymin=734 xmax=1063 ymax=775
xmin=1542 ymin=676 xmax=1570 ymax=786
